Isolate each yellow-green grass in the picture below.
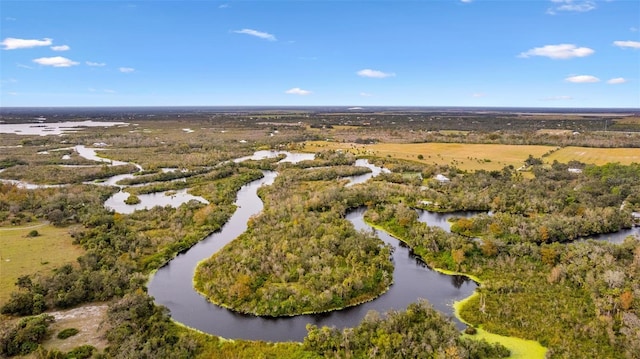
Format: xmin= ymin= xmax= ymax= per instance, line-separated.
xmin=305 ymin=141 xmax=554 ymax=171
xmin=545 ymin=146 xmax=640 ymax=166
xmin=454 ymin=292 xmax=548 ymax=359
xmin=0 ymin=223 xmax=84 ymax=305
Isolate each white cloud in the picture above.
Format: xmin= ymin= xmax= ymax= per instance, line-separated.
xmin=0 ymin=78 xmax=18 ymax=85
xmin=360 ymin=92 xmax=373 ymax=97
xmin=285 ymin=87 xmax=311 ymax=95
xmin=233 ymin=29 xmax=276 ymax=41
xmin=17 ymin=63 xmax=33 ymax=69
xmin=542 ymin=95 xmax=573 ymax=101
xmin=613 ymin=40 xmax=640 ymax=49
xmin=2 ymin=37 xmax=52 ymax=50
xmin=518 ymin=44 xmax=594 ymax=59
xmin=51 ymin=45 xmax=70 ymax=51
xmin=32 ymin=56 xmax=79 ymax=67
xmin=631 ymin=27 xmax=638 ymax=32
xmin=219 ymin=3 xmax=230 ymax=8
xmin=90 ymin=88 xmax=116 ymax=93
xmin=607 ymin=77 xmax=627 ymax=84
xmin=119 ymin=67 xmax=135 ymax=73
xmin=357 ymin=69 xmax=396 ymax=78
xmin=472 ymin=93 xmax=486 ymax=98
xmin=86 ymin=61 xmax=106 ymax=67
xmin=565 ymin=75 xmax=600 ymax=83
xmin=547 ymin=0 xmax=595 ymax=14
xmin=461 ymin=0 xmax=473 ymax=3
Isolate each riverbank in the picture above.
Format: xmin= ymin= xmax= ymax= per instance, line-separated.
xmin=364 ymin=216 xmax=548 ymax=359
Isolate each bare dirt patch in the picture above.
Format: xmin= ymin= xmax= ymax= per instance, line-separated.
xmin=42 ymin=303 xmax=109 ymax=353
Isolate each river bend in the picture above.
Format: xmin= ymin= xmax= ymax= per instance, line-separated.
xmin=148 ymin=170 xmax=476 ymax=342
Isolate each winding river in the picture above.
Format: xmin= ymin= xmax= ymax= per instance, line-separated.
xmin=3 ymin=144 xmax=638 ymax=342
xmin=148 ymin=158 xmax=476 ymax=342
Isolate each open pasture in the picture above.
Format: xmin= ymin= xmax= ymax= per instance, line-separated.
xmin=0 ymin=223 xmax=83 ymax=305
xmin=546 ymin=146 xmax=640 ymax=166
xmin=305 ymin=141 xmax=555 ymax=171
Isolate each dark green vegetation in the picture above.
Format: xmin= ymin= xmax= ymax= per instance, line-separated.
xmin=196 ymin=153 xmax=393 ymax=315
xmin=0 ymin=314 xmax=54 ymax=356
xmin=305 ymin=300 xmax=510 ymax=358
xmin=364 ymin=161 xmax=640 ymax=358
xmin=56 ymin=327 xmax=79 ymax=339
xmin=1 ymin=108 xmax=639 ymax=358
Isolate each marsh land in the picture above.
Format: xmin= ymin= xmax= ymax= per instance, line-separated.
xmin=1 ymin=106 xmax=639 ymax=358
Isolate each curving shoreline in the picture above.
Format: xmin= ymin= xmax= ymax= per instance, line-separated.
xmin=148 ymin=156 xmax=477 ymax=341
xmin=365 ymin=217 xmax=548 ymax=359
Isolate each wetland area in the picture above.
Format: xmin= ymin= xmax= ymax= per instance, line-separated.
xmin=1 ymin=107 xmax=639 ymax=358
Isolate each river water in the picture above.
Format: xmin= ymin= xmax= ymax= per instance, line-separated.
xmin=3 ymin=144 xmax=638 ymax=341
xmin=148 ymin=166 xmax=476 ymax=342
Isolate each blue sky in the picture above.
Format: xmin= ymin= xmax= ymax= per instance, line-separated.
xmin=1 ymin=0 xmax=639 ymax=108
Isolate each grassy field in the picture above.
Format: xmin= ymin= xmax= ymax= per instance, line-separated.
xmin=305 ymin=141 xmax=555 ymax=171
xmin=546 ymin=146 xmax=640 ymax=165
xmin=0 ymin=223 xmax=84 ymax=305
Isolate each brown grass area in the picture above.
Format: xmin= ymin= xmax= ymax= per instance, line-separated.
xmin=546 ymin=146 xmax=640 ymax=165
xmin=0 ymin=223 xmax=84 ymax=305
xmin=614 ymin=116 xmax=640 ymax=125
xmin=305 ymin=141 xmax=555 ymax=171
xmin=536 ymin=129 xmax=573 ymax=135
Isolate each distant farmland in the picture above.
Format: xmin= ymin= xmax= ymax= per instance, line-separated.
xmin=546 ymin=146 xmax=640 ymax=166
xmin=305 ymin=141 xmax=555 ymax=171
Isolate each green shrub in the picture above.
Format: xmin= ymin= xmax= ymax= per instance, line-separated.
xmin=124 ymin=194 xmax=141 ymax=205
xmin=66 ymin=345 xmax=95 ymax=358
xmin=57 ymin=327 xmax=79 ymax=339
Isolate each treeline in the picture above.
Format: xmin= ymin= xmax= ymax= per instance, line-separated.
xmin=305 ymin=300 xmax=510 ymax=358
xmin=0 ymin=163 xmax=138 ymax=185
xmin=0 ymin=183 xmax=117 ymax=226
xmin=289 ymin=165 xmax=371 ymax=182
xmin=291 ymin=149 xmax=357 ymax=168
xmin=115 ymin=167 xmax=211 ymax=186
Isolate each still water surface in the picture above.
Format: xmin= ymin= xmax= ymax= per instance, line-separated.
xmin=148 ymin=169 xmax=476 ymax=342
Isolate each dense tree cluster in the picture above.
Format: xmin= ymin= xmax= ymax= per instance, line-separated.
xmin=0 ymin=314 xmax=54 ymax=356
xmin=304 ymin=300 xmax=509 ymax=359
xmin=0 ymin=183 xmax=117 ymax=226
xmin=195 ymin=172 xmax=394 ymax=316
xmin=101 ymin=291 xmax=201 ymax=358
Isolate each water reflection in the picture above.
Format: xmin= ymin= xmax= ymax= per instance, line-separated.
xmin=149 ymin=169 xmax=476 ymax=342
xmin=0 ymin=120 xmax=128 ymax=136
